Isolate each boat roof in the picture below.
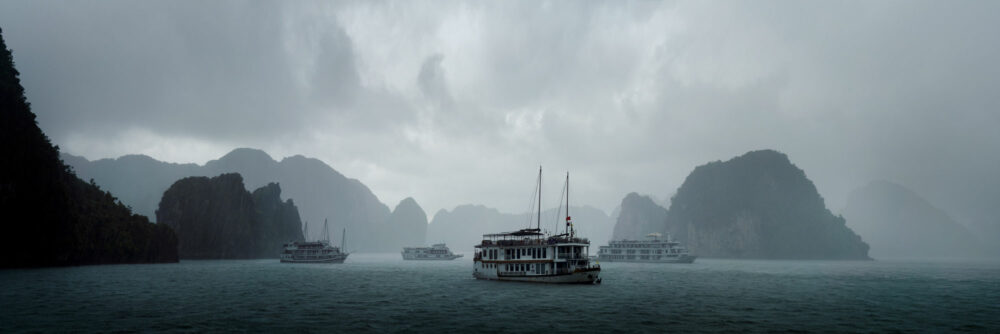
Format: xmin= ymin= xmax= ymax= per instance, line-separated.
xmin=482 ymin=228 xmax=544 ymax=238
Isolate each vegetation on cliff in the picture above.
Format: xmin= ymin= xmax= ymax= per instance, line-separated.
xmin=0 ymin=28 xmax=178 ymax=267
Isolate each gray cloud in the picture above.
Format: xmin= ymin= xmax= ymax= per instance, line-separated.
xmin=1 ymin=0 xmax=998 ymax=236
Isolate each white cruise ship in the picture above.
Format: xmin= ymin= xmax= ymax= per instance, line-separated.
xmin=280 ymin=220 xmax=349 ymax=264
xmin=473 ymin=168 xmax=601 ymax=284
xmin=597 ymin=233 xmax=696 ymax=263
xmin=402 ymin=243 xmax=464 ymax=260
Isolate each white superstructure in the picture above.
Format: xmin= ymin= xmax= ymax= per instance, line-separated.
xmin=473 ymin=228 xmax=600 ymax=284
xmin=597 ymin=233 xmax=696 ymax=263
xmin=402 ymin=243 xmax=464 ymax=260
xmin=472 ymin=168 xmax=601 ymax=284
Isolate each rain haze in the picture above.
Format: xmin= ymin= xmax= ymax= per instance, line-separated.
xmin=3 ymin=1 xmax=999 ymax=226
xmin=3 ymin=1 xmax=1000 ymax=332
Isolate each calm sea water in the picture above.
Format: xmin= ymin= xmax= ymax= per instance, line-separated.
xmin=1 ymin=254 xmax=998 ymax=333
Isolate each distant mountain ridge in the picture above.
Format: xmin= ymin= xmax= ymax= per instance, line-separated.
xmin=63 ymin=148 xmax=424 ymax=252
xmin=611 ymin=193 xmax=668 ymax=240
xmin=843 ymin=180 xmax=984 ymax=259
xmin=428 ymin=204 xmax=614 ymax=253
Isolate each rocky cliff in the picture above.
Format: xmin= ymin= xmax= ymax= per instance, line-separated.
xmin=0 ymin=28 xmax=177 ymax=267
xmin=664 ymin=150 xmax=870 ymax=259
xmin=156 ymin=173 xmax=303 ymax=259
xmin=843 ymin=180 xmax=983 ymax=259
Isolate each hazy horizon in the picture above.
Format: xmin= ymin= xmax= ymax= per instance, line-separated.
xmin=2 ymin=1 xmax=998 ymax=231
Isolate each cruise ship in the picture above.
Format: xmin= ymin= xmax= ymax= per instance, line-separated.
xmin=597 ymin=233 xmax=696 ymax=263
xmin=473 ymin=168 xmax=601 ymax=284
xmin=402 ymin=243 xmax=464 ymax=260
xmin=280 ymin=220 xmax=349 ymax=263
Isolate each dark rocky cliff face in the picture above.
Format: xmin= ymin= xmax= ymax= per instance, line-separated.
xmin=843 ymin=180 xmax=983 ymax=259
xmin=157 ymin=173 xmax=303 ymax=259
xmin=252 ymin=183 xmax=306 ymax=256
xmin=665 ymin=150 xmax=870 ymax=259
xmin=387 ymin=197 xmax=428 ymax=247
xmin=611 ymin=193 xmax=669 ymax=240
xmin=0 ymin=28 xmax=177 ymax=268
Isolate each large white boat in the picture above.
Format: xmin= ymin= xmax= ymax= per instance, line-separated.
xmin=280 ymin=220 xmax=349 ymax=264
xmin=597 ymin=232 xmax=696 ymax=263
xmin=402 ymin=243 xmax=464 ymax=260
xmin=473 ymin=168 xmax=601 ymax=284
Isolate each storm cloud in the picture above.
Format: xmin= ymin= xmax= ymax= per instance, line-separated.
xmin=1 ymin=0 xmax=998 ymax=235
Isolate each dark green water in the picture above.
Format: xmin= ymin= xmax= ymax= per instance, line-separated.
xmin=1 ymin=254 xmax=997 ymax=332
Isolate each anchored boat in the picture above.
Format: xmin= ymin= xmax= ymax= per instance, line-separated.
xmin=473 ymin=168 xmax=601 ymax=284
xmin=597 ymin=232 xmax=697 ymax=263
xmin=402 ymin=243 xmax=464 ymax=260
xmin=280 ymin=219 xmax=349 ymax=263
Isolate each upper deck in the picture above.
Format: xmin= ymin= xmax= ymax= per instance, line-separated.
xmin=477 ymin=228 xmax=590 ymax=248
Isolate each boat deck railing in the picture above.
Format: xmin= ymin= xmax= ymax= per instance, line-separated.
xmin=480 ymin=237 xmax=590 ymax=247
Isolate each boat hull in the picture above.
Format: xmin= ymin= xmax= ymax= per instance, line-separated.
xmin=280 ymin=254 xmax=349 ymax=264
xmin=474 ymin=268 xmax=601 ymax=284
xmin=402 ymin=254 xmax=464 ymax=261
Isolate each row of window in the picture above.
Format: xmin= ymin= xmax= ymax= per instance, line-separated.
xmin=601 ymin=248 xmax=684 ymax=254
xmin=483 ymin=249 xmax=498 ymax=260
xmin=505 ymin=247 xmax=547 ymax=260
xmin=600 ymin=255 xmax=676 ymax=260
xmin=608 ymin=243 xmax=675 ymax=248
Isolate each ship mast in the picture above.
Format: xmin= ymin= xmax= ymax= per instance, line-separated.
xmin=341 ymin=227 xmax=347 ymax=251
xmin=537 ymin=166 xmax=542 ymax=231
xmin=303 ymin=221 xmax=309 ymax=242
xmin=323 ymin=218 xmax=330 ymax=243
xmin=566 ymin=172 xmax=572 ymax=239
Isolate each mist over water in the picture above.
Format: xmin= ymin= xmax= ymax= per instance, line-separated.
xmin=2 ymin=255 xmax=997 ymax=332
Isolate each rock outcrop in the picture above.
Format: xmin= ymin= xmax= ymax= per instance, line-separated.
xmin=156 ymin=173 xmax=303 ymax=259
xmin=664 ymin=150 xmax=870 ymax=259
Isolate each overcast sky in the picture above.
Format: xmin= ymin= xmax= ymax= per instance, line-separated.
xmin=2 ymin=0 xmax=998 ymax=225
